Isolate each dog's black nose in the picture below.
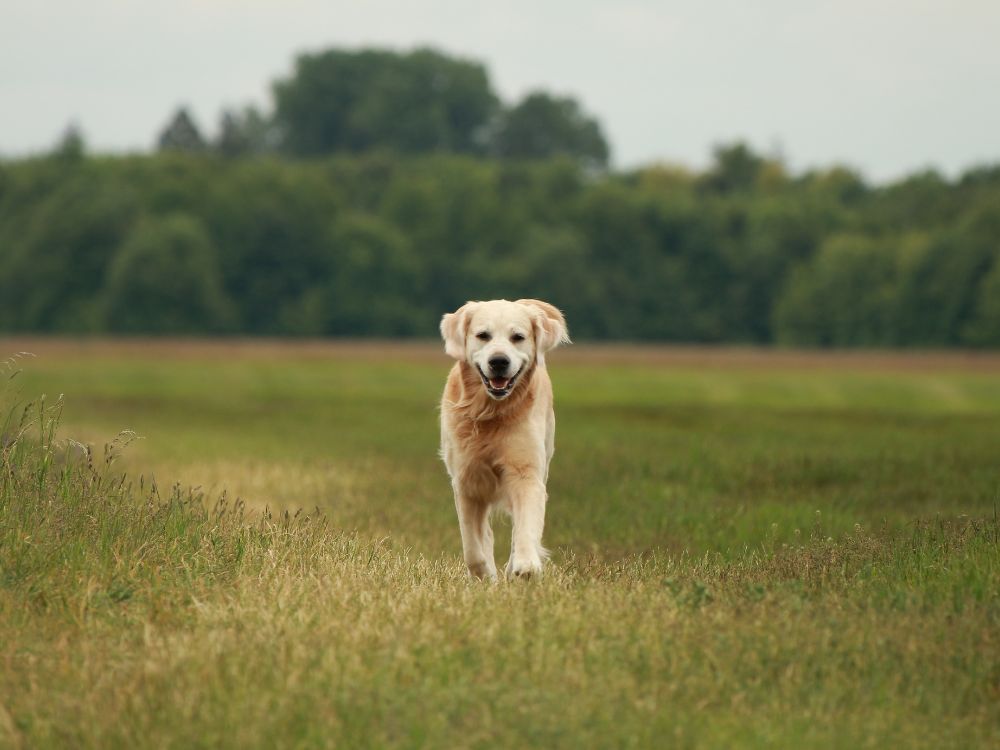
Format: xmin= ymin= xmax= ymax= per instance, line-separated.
xmin=488 ymin=355 xmax=510 ymax=373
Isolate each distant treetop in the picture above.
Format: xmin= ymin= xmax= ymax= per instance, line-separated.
xmin=157 ymin=107 xmax=207 ymax=153
xmin=492 ymin=92 xmax=609 ymax=168
xmin=272 ymin=48 xmax=500 ymax=157
xmin=150 ymin=47 xmax=610 ymax=167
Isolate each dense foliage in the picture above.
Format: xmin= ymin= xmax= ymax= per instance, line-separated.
xmin=1 ymin=146 xmax=998 ymax=344
xmin=163 ymin=47 xmax=610 ymax=165
xmin=272 ymin=48 xmax=499 ymax=157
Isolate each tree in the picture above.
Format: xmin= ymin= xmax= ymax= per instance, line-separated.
xmin=157 ymin=107 xmax=207 ymax=152
xmin=701 ymin=142 xmax=767 ymax=193
xmin=272 ymin=48 xmax=499 ymax=156
xmin=963 ymin=260 xmax=1000 ymax=346
xmin=492 ymin=92 xmax=609 ymax=168
xmin=53 ymin=122 xmax=86 ymax=161
xmin=800 ymin=166 xmax=868 ymax=205
xmin=772 ymin=234 xmax=901 ymax=346
xmin=281 ymin=213 xmax=427 ymax=336
xmin=892 ymin=205 xmax=1000 ymax=345
xmin=875 ymin=170 xmax=953 ymax=229
xmin=214 ymin=106 xmax=278 ymax=157
xmin=0 ymin=175 xmax=137 ymax=332
xmin=102 ymin=213 xmax=235 ymax=333
xmin=202 ymin=160 xmax=340 ymax=333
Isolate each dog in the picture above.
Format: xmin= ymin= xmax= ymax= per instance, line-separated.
xmin=439 ymin=299 xmax=570 ymax=580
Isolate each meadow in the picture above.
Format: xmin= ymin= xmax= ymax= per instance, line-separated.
xmin=2 ymin=339 xmax=999 ymax=748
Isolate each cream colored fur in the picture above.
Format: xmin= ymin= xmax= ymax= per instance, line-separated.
xmin=439 ymin=299 xmax=569 ymax=580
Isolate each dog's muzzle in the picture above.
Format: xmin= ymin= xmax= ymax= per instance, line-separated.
xmin=477 ymin=365 xmax=519 ymax=399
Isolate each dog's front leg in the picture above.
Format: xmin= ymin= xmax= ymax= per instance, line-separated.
xmin=454 ymin=488 xmax=497 ymax=581
xmin=504 ymin=474 xmax=548 ymax=580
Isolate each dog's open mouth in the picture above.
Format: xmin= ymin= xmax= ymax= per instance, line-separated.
xmin=477 ymin=366 xmax=519 ymax=399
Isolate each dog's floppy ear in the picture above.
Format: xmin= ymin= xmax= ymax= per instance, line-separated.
xmin=517 ymin=299 xmax=570 ymax=354
xmin=440 ymin=301 xmax=479 ymax=359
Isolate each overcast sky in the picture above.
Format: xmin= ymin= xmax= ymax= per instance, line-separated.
xmin=2 ymin=0 xmax=998 ymax=181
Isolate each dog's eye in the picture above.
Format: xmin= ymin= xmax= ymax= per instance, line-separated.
xmin=510 ymin=333 xmax=526 ymax=343
xmin=475 ymin=331 xmax=491 ymax=341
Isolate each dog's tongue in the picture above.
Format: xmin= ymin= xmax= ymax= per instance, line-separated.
xmin=489 ymin=377 xmax=510 ymax=390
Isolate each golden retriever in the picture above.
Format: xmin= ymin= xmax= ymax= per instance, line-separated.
xmin=439 ymin=299 xmax=570 ymax=580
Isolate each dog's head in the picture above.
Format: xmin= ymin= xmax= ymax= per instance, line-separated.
xmin=440 ymin=299 xmax=570 ymax=400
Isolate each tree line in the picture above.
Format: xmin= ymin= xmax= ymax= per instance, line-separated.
xmin=1 ymin=47 xmax=998 ymax=346
xmin=2 ymin=146 xmax=998 ymax=345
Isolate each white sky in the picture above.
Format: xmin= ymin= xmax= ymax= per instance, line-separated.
xmin=2 ymin=0 xmax=998 ymax=182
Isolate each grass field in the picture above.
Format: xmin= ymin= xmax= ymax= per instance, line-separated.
xmin=2 ymin=339 xmax=999 ymax=748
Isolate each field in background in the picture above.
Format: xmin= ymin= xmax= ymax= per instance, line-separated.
xmin=8 ymin=338 xmax=1000 ymax=558
xmin=2 ymin=339 xmax=999 ymax=747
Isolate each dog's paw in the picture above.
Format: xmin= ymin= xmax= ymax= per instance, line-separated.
xmin=466 ymin=560 xmax=498 ymax=582
xmin=505 ymin=557 xmax=543 ymax=581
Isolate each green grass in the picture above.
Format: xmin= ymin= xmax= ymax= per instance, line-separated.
xmin=2 ymin=342 xmax=999 ymax=748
